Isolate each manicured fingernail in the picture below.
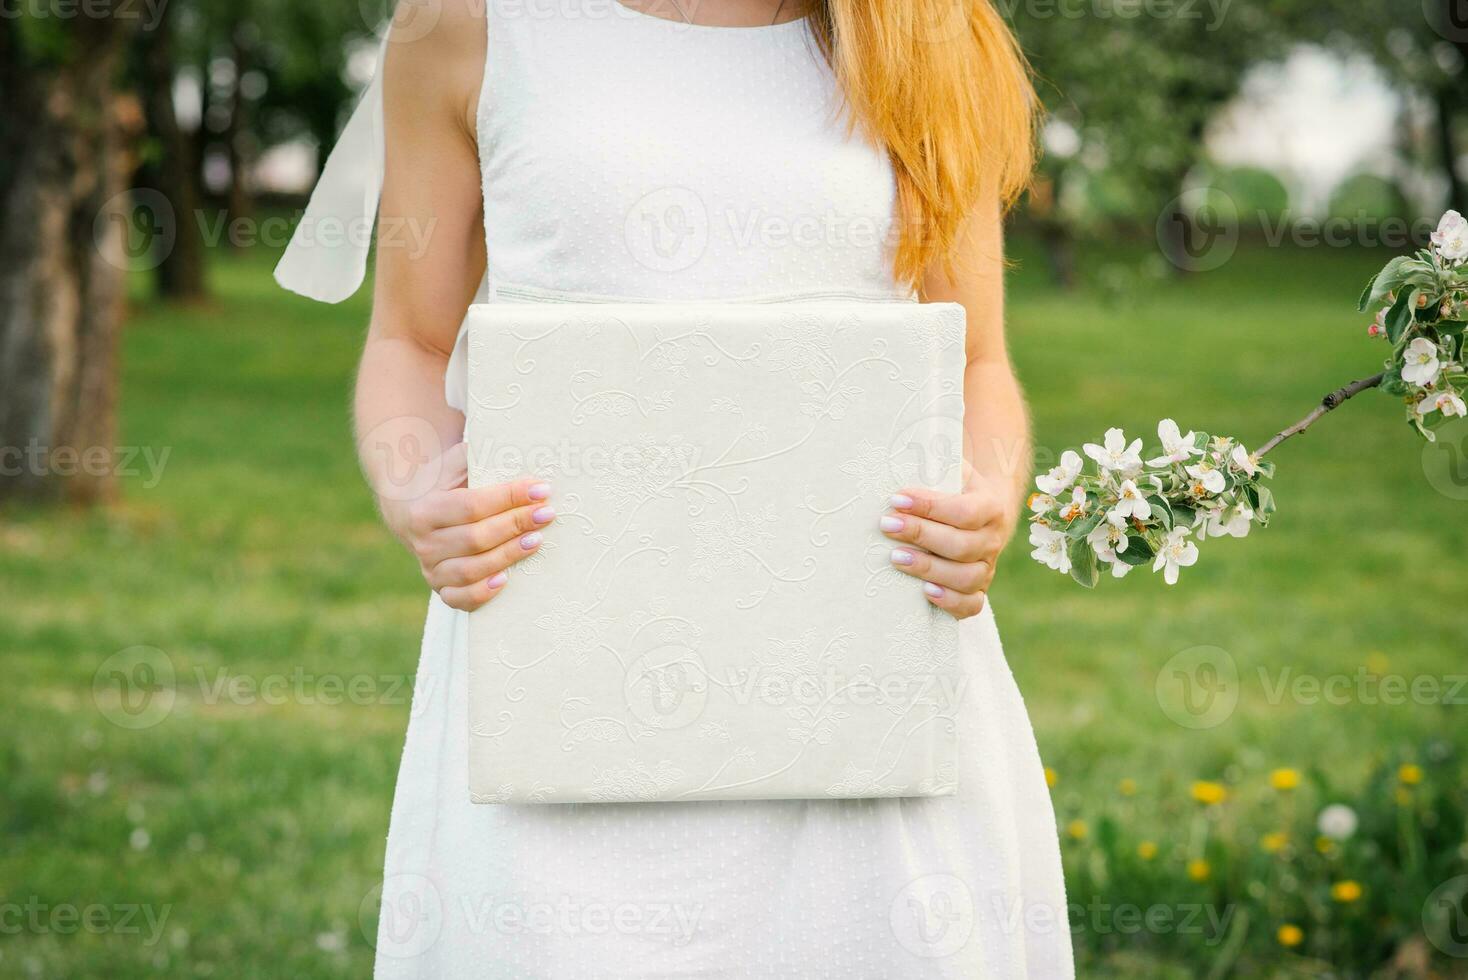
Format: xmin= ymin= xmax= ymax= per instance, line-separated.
xmin=529 ymin=483 xmax=552 ymax=501
xmin=923 ymin=582 xmax=944 ymax=598
xmin=890 ymin=493 xmax=914 ymax=510
xmin=879 ymin=515 xmax=904 ymax=533
xmin=487 ymin=572 xmax=508 ymax=589
xmin=890 ymin=548 xmax=914 ymax=566
xmin=532 ymin=505 xmax=556 ymax=523
xmin=520 ymin=531 xmax=542 ymax=550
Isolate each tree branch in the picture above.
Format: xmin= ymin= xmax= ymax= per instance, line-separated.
xmin=1257 ymin=372 xmax=1386 ymax=457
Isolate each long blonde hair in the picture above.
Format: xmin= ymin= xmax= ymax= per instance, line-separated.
xmin=805 ymin=0 xmax=1038 ymax=287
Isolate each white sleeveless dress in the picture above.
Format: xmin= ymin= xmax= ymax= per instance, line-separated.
xmin=282 ymin=3 xmax=1073 ymax=976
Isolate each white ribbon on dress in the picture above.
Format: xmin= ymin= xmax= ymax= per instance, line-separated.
xmin=273 ymin=33 xmax=390 ymax=303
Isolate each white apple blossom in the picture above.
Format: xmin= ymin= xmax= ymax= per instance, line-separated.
xmin=1058 ymin=486 xmax=1089 ymax=522
xmin=1029 ymin=524 xmax=1070 ymax=574
xmin=1106 ymin=479 xmax=1152 ymax=528
xmin=1036 ymin=450 xmax=1083 ymax=496
xmin=1087 ymin=521 xmax=1127 ymax=561
xmin=1028 ymin=492 xmax=1057 ymax=515
xmin=1083 ymin=428 xmax=1143 ymax=475
xmin=1205 ymin=502 xmax=1254 ymax=539
xmin=1421 ymin=389 xmax=1468 ymax=417
xmin=1401 ymin=337 xmax=1442 ymax=387
xmin=1229 ymin=443 xmax=1258 ymax=476
xmin=1086 ymin=523 xmax=1134 ymax=577
xmin=1145 ymin=418 xmax=1199 ymax=466
xmin=1185 ymin=459 xmax=1226 ymax=495
xmin=1152 ymin=527 xmax=1199 ymax=585
xmin=1430 ymin=209 xmax=1468 ymax=263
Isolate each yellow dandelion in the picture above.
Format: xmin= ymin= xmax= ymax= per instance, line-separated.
xmin=1118 ymin=778 xmax=1137 ymax=797
xmin=1398 ymin=763 xmax=1422 ymax=786
xmin=1260 ymin=831 xmax=1289 ymax=854
xmin=1045 ymin=767 xmax=1057 ymax=789
xmin=1277 ymin=923 xmax=1303 ymax=948
xmin=1066 ymin=819 xmax=1088 ymax=841
xmin=1330 ymin=880 xmax=1363 ymax=903
xmin=1187 ymin=859 xmax=1211 ymax=882
xmin=1137 ymin=841 xmax=1158 ymax=860
xmin=1365 ymin=651 xmax=1389 ymax=674
xmin=1269 ymin=768 xmax=1300 ymax=791
xmin=1191 ymin=781 xmax=1228 ymax=805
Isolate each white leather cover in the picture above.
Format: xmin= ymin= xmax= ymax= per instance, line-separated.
xmin=464 ymin=302 xmax=967 ymax=804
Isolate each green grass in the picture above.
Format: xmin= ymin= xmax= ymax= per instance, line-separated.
xmin=2 ymin=240 xmax=1464 ymax=978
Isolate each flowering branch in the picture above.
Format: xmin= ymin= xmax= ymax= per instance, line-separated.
xmin=1029 ymin=210 xmax=1468 ymax=588
xmin=1256 ymin=372 xmax=1386 ymax=457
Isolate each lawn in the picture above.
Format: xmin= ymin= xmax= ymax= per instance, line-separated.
xmin=2 ymin=238 xmax=1464 ymax=978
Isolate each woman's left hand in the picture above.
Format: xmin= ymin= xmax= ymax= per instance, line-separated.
xmin=880 ymin=478 xmax=1016 ymax=620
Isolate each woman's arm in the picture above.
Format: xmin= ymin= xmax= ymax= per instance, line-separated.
xmin=880 ymin=196 xmax=1031 ymax=618
xmin=355 ymin=2 xmax=553 ymax=610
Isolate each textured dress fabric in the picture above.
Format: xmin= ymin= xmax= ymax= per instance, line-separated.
xmin=374 ymin=2 xmax=1074 ymax=976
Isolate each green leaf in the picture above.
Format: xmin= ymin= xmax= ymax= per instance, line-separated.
xmin=1361 ymin=256 xmax=1420 ymax=312
xmin=1146 ymin=495 xmax=1173 ymax=531
xmin=1379 ymin=365 xmax=1408 ymax=397
xmin=1254 ymin=486 xmax=1275 ymax=518
xmin=1357 ymin=273 xmax=1379 ymax=313
xmin=1117 ymin=536 xmax=1155 ymax=566
xmin=1171 ymin=504 xmax=1197 ymax=529
xmin=1435 ymin=320 xmax=1466 ymax=338
xmin=1065 ymin=511 xmax=1104 ymax=539
xmin=1067 ymin=538 xmax=1099 ymax=589
xmin=1385 ymin=289 xmax=1415 ymax=344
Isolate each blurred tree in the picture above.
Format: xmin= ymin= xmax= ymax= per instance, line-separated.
xmin=0 ymin=10 xmax=138 ymax=504
xmin=133 ymin=0 xmax=208 ymax=299
xmin=1328 ymin=173 xmax=1412 ymax=224
xmin=1291 ymin=0 xmax=1466 ymax=214
xmin=1009 ymin=0 xmax=1315 ymax=280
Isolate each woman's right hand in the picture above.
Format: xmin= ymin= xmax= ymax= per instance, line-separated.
xmin=381 ymin=442 xmax=555 ymax=611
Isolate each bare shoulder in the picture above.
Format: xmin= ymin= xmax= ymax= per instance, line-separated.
xmin=381 ymin=0 xmax=487 ymax=135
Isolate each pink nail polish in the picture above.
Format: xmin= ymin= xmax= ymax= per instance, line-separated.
xmin=879 ymin=515 xmax=904 ymax=533
xmin=890 ymin=549 xmax=914 ymax=566
xmin=529 ymin=483 xmax=552 ymax=501
xmin=890 ymin=493 xmax=914 ymax=510
xmin=520 ymin=531 xmax=543 ymax=550
xmin=532 ymin=505 xmax=556 ymax=523
xmin=487 ymin=572 xmax=508 ymax=589
xmin=923 ymin=582 xmax=944 ymax=598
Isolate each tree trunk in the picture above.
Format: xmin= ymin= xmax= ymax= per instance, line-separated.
xmin=0 ymin=17 xmax=132 ymax=505
xmin=224 ymin=28 xmax=256 ymax=242
xmin=138 ymin=6 xmax=208 ymax=299
xmin=1434 ymin=88 xmax=1465 ymax=216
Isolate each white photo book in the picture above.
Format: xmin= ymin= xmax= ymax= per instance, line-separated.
xmin=464 ymin=301 xmax=967 ymax=804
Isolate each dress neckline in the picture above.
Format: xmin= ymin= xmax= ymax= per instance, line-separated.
xmin=611 ymin=1 xmax=810 ymax=34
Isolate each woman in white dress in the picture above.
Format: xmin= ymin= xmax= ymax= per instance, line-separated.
xmin=279 ymin=0 xmax=1073 ymax=975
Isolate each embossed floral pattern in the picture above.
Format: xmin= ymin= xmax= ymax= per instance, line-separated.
xmin=464 ymin=303 xmax=966 ymax=803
